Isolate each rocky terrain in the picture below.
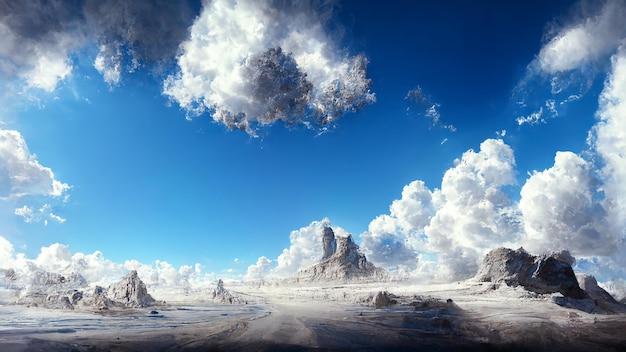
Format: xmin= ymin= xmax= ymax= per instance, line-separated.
xmin=296 ymin=226 xmax=387 ymax=282
xmin=475 ymin=247 xmax=626 ymax=313
xmin=211 ymin=279 xmax=246 ymax=304
xmin=1 ymin=245 xmax=626 ymax=351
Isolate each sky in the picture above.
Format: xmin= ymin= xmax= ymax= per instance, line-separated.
xmin=1 ymin=0 xmax=626 ymax=291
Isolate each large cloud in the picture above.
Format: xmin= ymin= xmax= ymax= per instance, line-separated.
xmin=515 ymin=0 xmax=626 ymax=126
xmin=163 ymin=0 xmax=375 ymax=135
xmin=537 ymin=0 xmax=626 ymax=74
xmin=0 ymin=129 xmax=70 ymax=199
xmin=361 ymin=139 xmax=522 ymax=281
xmin=82 ymin=0 xmax=196 ymax=86
xmin=593 ymin=48 xmax=626 ymax=235
xmin=0 ymin=0 xmax=198 ymax=92
xmin=0 ymin=0 xmax=83 ymax=92
xmin=519 ymin=152 xmax=615 ymax=256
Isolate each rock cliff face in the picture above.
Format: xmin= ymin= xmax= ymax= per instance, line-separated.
xmin=298 ymin=226 xmax=387 ymax=282
xmin=321 ymin=226 xmax=337 ymax=261
xmin=476 ymin=247 xmax=587 ymax=298
xmin=574 ymin=274 xmax=626 ymax=313
xmin=476 ymin=247 xmax=626 ymax=313
xmin=106 ymin=270 xmax=155 ymax=307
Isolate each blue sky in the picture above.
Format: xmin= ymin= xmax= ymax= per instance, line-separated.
xmin=1 ymin=0 xmax=626 ymax=287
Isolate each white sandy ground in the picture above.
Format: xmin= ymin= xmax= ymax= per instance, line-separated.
xmin=1 ymin=281 xmax=626 ymax=351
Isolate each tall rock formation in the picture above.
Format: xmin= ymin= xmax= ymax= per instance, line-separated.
xmin=298 ymin=227 xmax=387 ymax=282
xmin=321 ymin=226 xmax=337 ymax=260
xmin=106 ymin=270 xmax=155 ymax=307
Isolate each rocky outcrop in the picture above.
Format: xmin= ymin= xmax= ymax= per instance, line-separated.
xmin=211 ymin=279 xmax=245 ymax=304
xmin=574 ymin=275 xmax=626 ymax=313
xmin=106 ymin=270 xmax=155 ymax=307
xmin=373 ymin=291 xmax=397 ymax=309
xmin=16 ymin=270 xmax=87 ymax=309
xmin=298 ymin=227 xmax=387 ymax=282
xmin=476 ymin=247 xmax=587 ymax=299
xmin=321 ymin=226 xmax=337 ymax=260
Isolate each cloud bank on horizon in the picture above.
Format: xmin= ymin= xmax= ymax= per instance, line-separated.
xmin=0 ymin=235 xmax=213 ymax=290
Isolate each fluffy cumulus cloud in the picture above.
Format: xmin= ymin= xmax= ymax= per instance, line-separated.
xmin=536 ymin=0 xmax=626 ymax=74
xmin=515 ymin=0 xmax=626 ymax=126
xmin=361 ymin=139 xmax=522 ymax=281
xmin=519 ymin=152 xmax=615 ymax=256
xmin=82 ymin=0 xmax=196 ymax=86
xmin=0 ymin=129 xmax=70 ymax=199
xmin=593 ymin=48 xmax=626 ymax=235
xmin=360 ymin=181 xmax=432 ymax=273
xmin=0 ymin=0 xmax=197 ymax=91
xmin=0 ymin=0 xmax=82 ymax=92
xmin=163 ymin=0 xmax=375 ymax=135
xmin=1 ymin=1 xmax=374 ymax=134
xmin=244 ymin=256 xmax=273 ymax=281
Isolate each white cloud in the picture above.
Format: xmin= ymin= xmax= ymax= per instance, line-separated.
xmin=14 ymin=204 xmax=66 ymax=224
xmin=0 ymin=129 xmax=70 ymax=199
xmin=515 ymin=1 xmax=626 ymax=126
xmin=537 ymin=0 xmax=626 ymax=74
xmin=519 ymin=151 xmax=616 ymax=256
xmin=361 ymin=139 xmax=522 ymax=281
xmin=594 ymin=49 xmax=626 ymax=230
xmin=0 ymin=236 xmax=213 ymax=290
xmin=0 ymin=2 xmax=82 ymax=93
xmin=244 ymin=256 xmax=273 ymax=281
xmin=163 ymin=0 xmax=375 ymax=135
xmin=423 ymin=139 xmax=521 ymax=280
xmin=83 ymin=0 xmax=196 ymax=87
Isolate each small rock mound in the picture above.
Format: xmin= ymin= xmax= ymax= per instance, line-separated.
xmin=211 ymin=279 xmax=245 ymax=304
xmin=575 ymin=274 xmax=626 ymax=314
xmin=476 ymin=247 xmax=587 ymax=299
xmin=373 ymin=291 xmax=397 ymax=309
xmin=106 ymin=270 xmax=155 ymax=307
xmin=298 ymin=227 xmax=387 ymax=282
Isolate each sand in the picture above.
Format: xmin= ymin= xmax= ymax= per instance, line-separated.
xmin=1 ymin=282 xmax=626 ymax=351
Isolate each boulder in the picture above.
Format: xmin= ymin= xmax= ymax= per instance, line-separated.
xmin=373 ymin=291 xmax=397 ymax=309
xmin=476 ymin=247 xmax=587 ymax=299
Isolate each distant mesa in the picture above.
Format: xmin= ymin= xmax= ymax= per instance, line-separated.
xmin=476 ymin=247 xmax=626 ymax=314
xmin=297 ymin=226 xmax=387 ymax=282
